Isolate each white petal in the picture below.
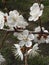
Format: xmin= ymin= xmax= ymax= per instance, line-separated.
xmin=30 ymin=3 xmax=39 ymax=11
xmin=28 ymin=34 xmax=34 ymax=40
xmin=33 ymin=43 xmax=39 ymax=51
xmin=27 ymin=48 xmax=39 ymax=57
xmin=19 ymin=41 xmax=25 ymax=47
xmin=41 ymin=4 xmax=44 ymax=9
xmin=16 ymin=15 xmax=28 ymax=28
xmin=39 ymin=10 xmax=43 ymax=16
xmin=44 ymin=30 xmax=48 ymax=33
xmin=33 ymin=16 xmax=39 ymax=21
xmin=27 ymin=49 xmax=32 ymax=54
xmin=0 ymin=15 xmax=4 ymax=29
xmin=42 ymin=27 xmax=45 ymax=31
xmin=25 ymin=41 xmax=32 ymax=47
xmin=34 ymin=26 xmax=41 ymax=32
xmin=14 ymin=44 xmax=20 ymax=49
xmin=17 ymin=33 xmax=24 ymax=40
xmin=23 ymin=30 xmax=29 ymax=37
xmin=28 ymin=16 xmax=35 ymax=21
xmin=18 ymin=49 xmax=23 ymax=60
xmin=14 ymin=48 xmax=23 ymax=60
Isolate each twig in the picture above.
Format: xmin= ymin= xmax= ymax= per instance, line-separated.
xmin=0 ymin=29 xmax=49 ymax=35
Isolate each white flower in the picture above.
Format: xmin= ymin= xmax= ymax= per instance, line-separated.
xmin=26 ymin=43 xmax=39 ymax=57
xmin=0 ymin=11 xmax=5 ymax=29
xmin=34 ymin=26 xmax=48 ymax=44
xmin=0 ymin=53 xmax=5 ymax=64
xmin=17 ymin=30 xmax=34 ymax=47
xmin=7 ymin=10 xmax=28 ymax=29
xmin=13 ymin=44 xmax=23 ymax=60
xmin=28 ymin=3 xmax=44 ymax=21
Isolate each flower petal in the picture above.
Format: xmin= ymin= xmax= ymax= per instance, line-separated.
xmin=28 ymin=34 xmax=34 ymax=40
xmin=23 ymin=30 xmax=29 ymax=37
xmin=17 ymin=34 xmax=24 ymax=40
xmin=25 ymin=41 xmax=32 ymax=47
xmin=19 ymin=41 xmax=25 ymax=47
xmin=34 ymin=26 xmax=41 ymax=32
xmin=28 ymin=16 xmax=35 ymax=21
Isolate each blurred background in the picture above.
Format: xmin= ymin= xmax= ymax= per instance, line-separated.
xmin=0 ymin=0 xmax=49 ymax=65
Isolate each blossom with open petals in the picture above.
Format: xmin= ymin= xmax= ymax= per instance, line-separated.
xmin=28 ymin=3 xmax=44 ymax=21
xmin=7 ymin=10 xmax=28 ymax=30
xmin=17 ymin=30 xmax=34 ymax=47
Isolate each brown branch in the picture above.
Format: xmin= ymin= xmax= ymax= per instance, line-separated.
xmin=0 ymin=29 xmax=49 ymax=35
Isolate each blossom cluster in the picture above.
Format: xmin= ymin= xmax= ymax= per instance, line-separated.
xmin=0 ymin=2 xmax=49 ymax=61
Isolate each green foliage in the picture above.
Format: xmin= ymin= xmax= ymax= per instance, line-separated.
xmin=28 ymin=56 xmax=49 ymax=65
